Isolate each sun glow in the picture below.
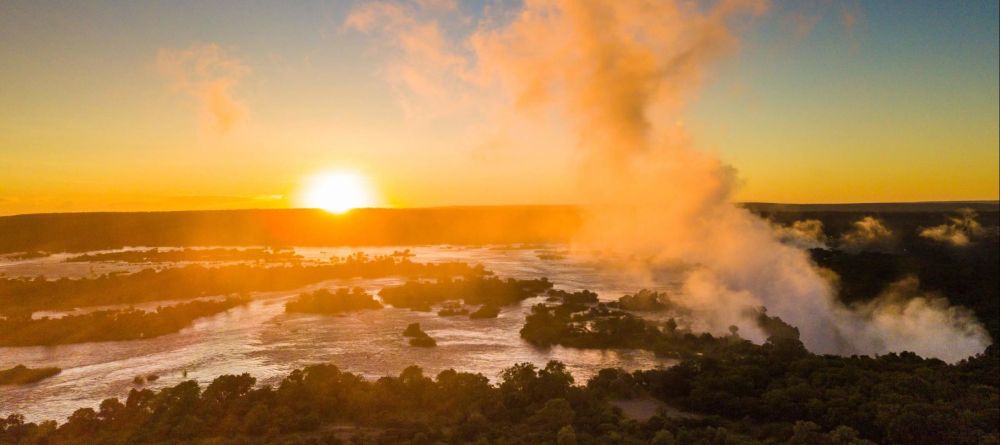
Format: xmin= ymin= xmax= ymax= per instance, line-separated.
xmin=300 ymin=172 xmax=377 ymax=214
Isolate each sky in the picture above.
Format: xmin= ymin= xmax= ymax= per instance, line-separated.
xmin=0 ymin=0 xmax=997 ymax=214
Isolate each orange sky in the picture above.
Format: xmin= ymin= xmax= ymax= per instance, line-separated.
xmin=1 ymin=1 xmax=997 ymax=215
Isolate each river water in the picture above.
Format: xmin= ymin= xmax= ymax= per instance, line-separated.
xmin=0 ymin=245 xmax=680 ymax=422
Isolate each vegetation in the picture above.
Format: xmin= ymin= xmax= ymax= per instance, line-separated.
xmin=521 ymin=302 xmax=662 ymax=350
xmin=630 ymin=342 xmax=999 ymax=445
xmin=608 ymin=289 xmax=686 ymax=314
xmin=402 ymin=323 xmax=425 ymax=338
xmin=378 ymin=276 xmax=552 ymax=311
xmin=0 ymin=297 xmax=247 ymax=346
xmin=409 ymin=336 xmax=437 ymax=348
xmin=2 ymin=342 xmax=995 ymax=445
xmin=133 ymin=374 xmax=160 ymax=386
xmin=436 ymin=303 xmax=469 ymax=317
xmin=0 ymin=365 xmax=60 ymax=385
xmin=64 ymin=247 xmax=303 ymax=263
xmin=0 ymin=255 xmax=481 ymax=316
xmin=1 ymin=251 xmax=48 ymax=261
xmin=521 ymin=291 xmax=785 ymax=359
xmin=536 ymin=251 xmax=566 ymax=261
xmin=1 ymin=207 xmax=996 ymax=444
xmin=812 ymin=235 xmax=999 ymax=340
xmin=402 ymin=323 xmax=436 ymax=347
xmin=285 ymin=288 xmax=382 ymax=314
xmin=468 ymin=305 xmax=500 ymax=319
xmin=545 ymin=289 xmax=598 ymax=305
xmin=754 ymin=207 xmax=1000 ymax=340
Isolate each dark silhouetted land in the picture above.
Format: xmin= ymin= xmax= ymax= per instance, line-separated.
xmin=0 ymin=365 xmax=61 ymax=386
xmin=3 ymin=203 xmax=994 ymax=254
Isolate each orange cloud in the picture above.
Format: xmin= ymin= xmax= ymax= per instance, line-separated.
xmin=840 ymin=2 xmax=862 ymax=45
xmin=841 ymin=9 xmax=858 ymax=31
xmin=919 ymin=209 xmax=986 ymax=247
xmin=156 ymin=44 xmax=250 ymax=132
xmin=839 ymin=216 xmax=895 ymax=253
xmin=344 ymin=2 xmax=472 ymax=119
xmin=784 ymin=12 xmax=820 ymax=39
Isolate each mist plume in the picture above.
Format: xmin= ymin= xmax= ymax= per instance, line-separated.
xmin=919 ymin=208 xmax=986 ymax=247
xmin=839 ymin=216 xmax=895 ymax=253
xmin=349 ymin=0 xmax=990 ymax=361
xmin=838 ymin=276 xmax=990 ymax=363
xmin=774 ymin=219 xmax=828 ymax=249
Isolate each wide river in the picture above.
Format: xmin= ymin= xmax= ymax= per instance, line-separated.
xmin=0 ymin=245 xmax=680 ymax=422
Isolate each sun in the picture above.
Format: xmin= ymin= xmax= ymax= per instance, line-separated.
xmin=299 ymin=171 xmax=376 ymax=214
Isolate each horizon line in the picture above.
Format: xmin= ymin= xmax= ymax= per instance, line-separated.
xmin=3 ymin=199 xmax=999 ymax=218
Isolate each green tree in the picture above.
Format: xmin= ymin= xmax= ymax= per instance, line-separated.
xmin=557 ymin=425 xmax=578 ymax=445
xmin=530 ymin=398 xmax=575 ymax=430
xmin=651 ymin=430 xmax=676 ymax=445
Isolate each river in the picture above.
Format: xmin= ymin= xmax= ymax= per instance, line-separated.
xmin=0 ymin=245 xmax=680 ymax=422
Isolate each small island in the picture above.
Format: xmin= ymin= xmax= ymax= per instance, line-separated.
xmin=0 ymin=365 xmax=61 ymax=385
xmin=469 ymin=305 xmax=500 ymax=319
xmin=536 ymin=250 xmax=567 ymax=260
xmin=437 ymin=302 xmax=469 ymax=317
xmin=64 ymin=247 xmax=303 ymax=263
xmin=402 ymin=322 xmax=437 ymax=347
xmin=378 ymin=275 xmax=553 ymax=310
xmin=0 ymin=256 xmax=482 ymax=316
xmin=285 ymin=288 xmax=382 ymax=314
xmin=2 ymin=251 xmax=49 ymax=261
xmin=608 ymin=289 xmax=688 ymax=314
xmin=521 ymin=288 xmax=805 ymax=359
xmin=0 ymin=297 xmax=248 ymax=346
xmin=132 ymin=374 xmax=160 ymax=385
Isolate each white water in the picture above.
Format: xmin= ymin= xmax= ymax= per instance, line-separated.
xmin=0 ymin=245 xmax=678 ymax=422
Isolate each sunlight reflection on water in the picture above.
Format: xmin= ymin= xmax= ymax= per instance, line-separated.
xmin=0 ymin=245 xmax=679 ymax=422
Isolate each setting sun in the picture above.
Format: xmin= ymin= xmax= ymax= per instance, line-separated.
xmin=299 ymin=172 xmax=376 ymax=214
xmin=1 ymin=2 xmax=998 ymax=442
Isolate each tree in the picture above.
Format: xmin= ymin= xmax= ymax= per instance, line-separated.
xmin=530 ymin=398 xmax=574 ymax=430
xmin=651 ymin=430 xmax=676 ymax=445
xmin=788 ymin=421 xmax=828 ymax=445
xmin=557 ymin=425 xmax=578 ymax=445
xmin=664 ymin=318 xmax=678 ymax=335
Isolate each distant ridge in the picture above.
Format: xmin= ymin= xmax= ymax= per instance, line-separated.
xmin=5 ymin=200 xmax=997 ymax=218
xmin=1 ymin=202 xmax=996 ymax=254
xmin=0 ymin=206 xmax=581 ymax=254
xmin=742 ymin=200 xmax=999 ymax=213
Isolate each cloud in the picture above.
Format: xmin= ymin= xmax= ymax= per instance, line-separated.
xmin=344 ymin=1 xmax=474 ymax=119
xmin=839 ymin=216 xmax=894 ymax=253
xmin=784 ymin=12 xmax=820 ymax=39
xmin=774 ymin=219 xmax=827 ymax=249
xmin=156 ymin=44 xmax=250 ymax=132
xmin=919 ymin=208 xmax=986 ymax=246
xmin=839 ymin=2 xmax=862 ymax=47
xmin=415 ymin=0 xmax=456 ymax=12
xmin=841 ymin=8 xmax=858 ymax=33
